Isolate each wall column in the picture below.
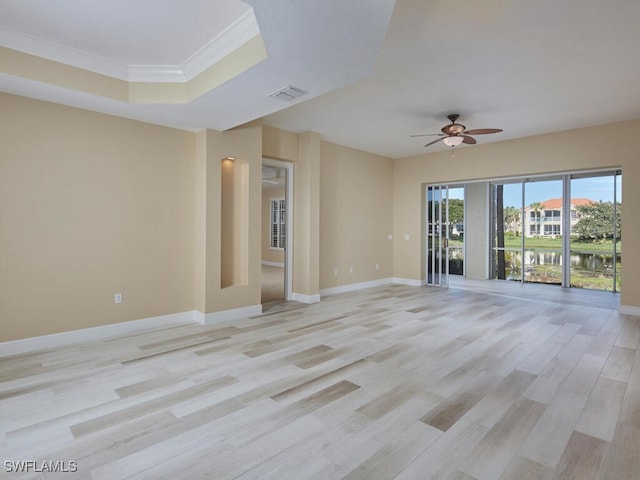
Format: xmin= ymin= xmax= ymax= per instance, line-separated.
xmin=194 ymin=123 xmax=263 ymax=322
xmin=293 ymin=132 xmax=321 ymax=302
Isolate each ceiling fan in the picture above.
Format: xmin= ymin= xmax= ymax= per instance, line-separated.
xmin=411 ymin=114 xmax=503 ymax=149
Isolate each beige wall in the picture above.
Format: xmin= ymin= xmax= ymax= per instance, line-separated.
xmin=5 ymin=92 xmax=637 ymax=343
xmin=393 ymin=120 xmax=640 ymax=307
xmin=294 ymin=132 xmax=321 ymax=297
xmin=0 ymin=93 xmax=196 ymax=341
xmin=262 ymin=126 xmax=321 ymax=299
xmin=220 ymin=157 xmax=250 ymax=288
xmin=262 ymin=130 xmax=395 ymax=293
xmin=195 ymin=124 xmax=262 ymax=314
xmin=262 ymin=125 xmax=298 ymax=162
xmin=2 ymin=94 xmax=264 ymax=342
xmin=320 ymin=142 xmax=394 ymax=289
xmin=1 ymin=98 xmax=392 ymax=342
xmin=261 ymin=186 xmax=285 ymax=264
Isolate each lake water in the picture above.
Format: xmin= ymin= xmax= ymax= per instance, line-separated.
xmin=498 ymin=248 xmax=621 ymax=291
xmin=436 ymin=247 xmax=621 ymax=291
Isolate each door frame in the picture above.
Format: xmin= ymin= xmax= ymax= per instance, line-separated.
xmin=262 ymin=158 xmax=293 ymax=301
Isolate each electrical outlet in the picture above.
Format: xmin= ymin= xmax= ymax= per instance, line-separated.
xmin=115 ymin=293 xmax=122 ymax=304
xmin=404 ymin=234 xmax=410 ymax=240
xmin=349 ymin=266 xmax=353 ymax=273
xmin=334 ymin=268 xmax=338 ymax=276
xmin=376 ymin=264 xmax=380 ymax=271
xmin=387 ymin=234 xmax=393 ymax=240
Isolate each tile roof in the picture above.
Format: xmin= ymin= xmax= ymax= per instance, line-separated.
xmin=528 ymin=197 xmax=593 ymax=210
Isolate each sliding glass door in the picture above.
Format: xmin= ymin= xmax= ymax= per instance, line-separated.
xmin=524 ymin=178 xmax=563 ymax=285
xmin=492 ymin=182 xmax=523 ymax=281
xmin=426 ymin=185 xmax=465 ymax=286
xmin=491 ymin=170 xmax=621 ymax=292
xmin=569 ymin=172 xmax=622 ymax=292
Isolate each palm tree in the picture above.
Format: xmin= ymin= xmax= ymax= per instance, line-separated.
xmin=504 ymin=206 xmax=520 ymax=235
xmin=529 ymin=202 xmax=544 ymax=236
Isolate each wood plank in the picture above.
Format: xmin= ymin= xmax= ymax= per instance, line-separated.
xmin=70 ymin=375 xmax=237 ymax=437
xmin=575 ymin=377 xmax=626 ymax=442
xmin=498 ymin=456 xmax=554 ymax=480
xmin=342 ymin=421 xmax=441 ymax=480
xmin=600 ymin=345 xmax=635 ymax=383
xmin=560 ymin=353 xmax=606 ymax=395
xmin=600 ymin=423 xmax=640 ymax=479
xmin=518 ymin=390 xmax=588 ymax=469
xmin=552 ymin=431 xmax=606 ymax=480
xmin=395 ymin=422 xmax=488 ymax=480
xmin=421 ymin=374 xmax=499 ymax=432
xmin=460 ymin=398 xmax=546 ymax=480
xmin=0 ymin=283 xmax=633 ymax=479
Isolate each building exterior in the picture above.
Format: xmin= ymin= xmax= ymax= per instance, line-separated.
xmin=524 ymin=197 xmax=592 ymax=237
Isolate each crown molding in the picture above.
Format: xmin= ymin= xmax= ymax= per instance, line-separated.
xmin=0 ymin=28 xmax=129 ymax=80
xmin=127 ymin=65 xmax=187 ymax=83
xmin=0 ymin=8 xmax=260 ymax=84
xmin=180 ymin=9 xmax=260 ymax=82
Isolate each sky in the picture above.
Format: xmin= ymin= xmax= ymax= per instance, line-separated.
xmin=445 ymin=175 xmax=621 ymax=207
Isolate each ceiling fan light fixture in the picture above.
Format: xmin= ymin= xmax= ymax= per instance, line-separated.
xmin=412 ymin=114 xmax=503 ymax=150
xmin=443 ymin=136 xmax=464 ymax=147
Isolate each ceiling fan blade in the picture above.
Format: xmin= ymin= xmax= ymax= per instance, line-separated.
xmin=462 ymin=128 xmax=503 ymax=135
xmin=425 ymin=137 xmax=446 ymax=147
xmin=410 ymin=133 xmax=443 ymax=137
xmin=461 ymin=135 xmax=477 ymax=145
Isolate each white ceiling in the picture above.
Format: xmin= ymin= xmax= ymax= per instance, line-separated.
xmin=0 ymin=0 xmax=252 ymax=68
xmin=1 ymin=0 xmax=640 ymax=159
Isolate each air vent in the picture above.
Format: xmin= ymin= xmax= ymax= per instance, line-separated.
xmin=270 ymin=85 xmax=308 ymax=101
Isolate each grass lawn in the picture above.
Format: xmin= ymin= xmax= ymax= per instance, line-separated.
xmin=501 ymin=235 xmax=621 ymax=253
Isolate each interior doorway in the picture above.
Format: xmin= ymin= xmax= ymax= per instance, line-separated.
xmin=261 ymin=159 xmax=293 ymax=305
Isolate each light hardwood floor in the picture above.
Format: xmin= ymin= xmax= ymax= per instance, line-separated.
xmin=1 ymin=283 xmax=638 ymax=479
xmin=261 ymin=265 xmax=285 ymax=304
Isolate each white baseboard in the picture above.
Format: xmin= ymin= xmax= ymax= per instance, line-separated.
xmin=292 ymin=292 xmax=321 ymax=304
xmin=392 ymin=277 xmax=425 ymax=287
xmin=619 ymin=304 xmax=640 ymax=316
xmin=0 ymin=311 xmax=200 ymax=357
xmin=261 ymin=261 xmax=285 ymax=268
xmin=1 ymin=303 xmax=266 ymax=356
xmin=320 ymin=278 xmax=393 ymax=297
xmin=202 ymin=304 xmax=262 ymax=324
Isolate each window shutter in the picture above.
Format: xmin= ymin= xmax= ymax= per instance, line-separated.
xmin=270 ymin=198 xmax=286 ymax=249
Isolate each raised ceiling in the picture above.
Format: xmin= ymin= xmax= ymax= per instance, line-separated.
xmin=0 ymin=0 xmax=256 ymax=81
xmin=1 ymin=0 xmax=639 ymax=158
xmin=0 ymin=0 xmax=396 ymax=130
